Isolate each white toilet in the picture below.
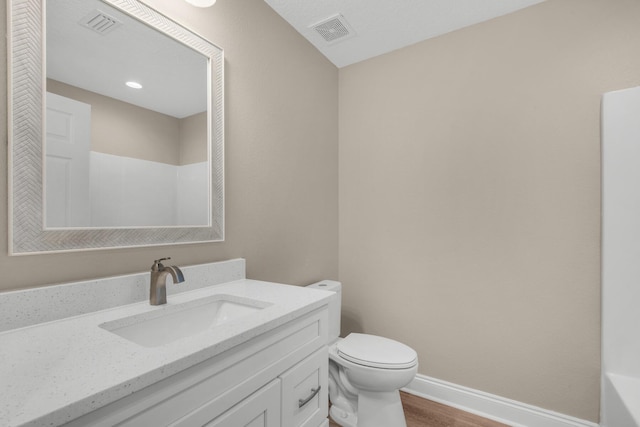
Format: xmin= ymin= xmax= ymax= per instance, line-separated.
xmin=308 ymin=281 xmax=418 ymax=427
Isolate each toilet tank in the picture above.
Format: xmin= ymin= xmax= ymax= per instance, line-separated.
xmin=307 ymin=280 xmax=341 ymax=342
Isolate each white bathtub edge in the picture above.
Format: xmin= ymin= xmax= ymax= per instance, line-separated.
xmin=602 ymin=373 xmax=640 ymax=427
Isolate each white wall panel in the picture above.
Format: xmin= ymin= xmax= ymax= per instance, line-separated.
xmin=177 ymin=161 xmax=209 ymax=226
xmin=601 ymin=85 xmax=640 ymax=426
xmin=90 ymin=152 xmax=204 ymax=227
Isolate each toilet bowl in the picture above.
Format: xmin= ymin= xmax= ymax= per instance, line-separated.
xmin=307 ymin=281 xmax=418 ymax=427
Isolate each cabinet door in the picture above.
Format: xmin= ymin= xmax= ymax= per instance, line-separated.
xmin=280 ymin=347 xmax=328 ymax=427
xmin=205 ymin=379 xmax=281 ymax=427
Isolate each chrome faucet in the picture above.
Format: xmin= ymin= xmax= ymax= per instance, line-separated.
xmin=150 ymin=258 xmax=185 ymax=305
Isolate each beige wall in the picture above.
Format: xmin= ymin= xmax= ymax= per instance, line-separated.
xmin=180 ymin=112 xmax=208 ymax=165
xmin=0 ymin=0 xmax=338 ymax=290
xmin=339 ymin=0 xmax=640 ymax=421
xmin=48 ymin=79 xmax=209 ymax=165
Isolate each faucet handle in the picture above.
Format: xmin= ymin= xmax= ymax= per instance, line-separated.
xmin=152 ymin=257 xmax=171 ymax=270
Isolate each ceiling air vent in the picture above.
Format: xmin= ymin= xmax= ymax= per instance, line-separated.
xmin=311 ymin=14 xmax=355 ymax=44
xmin=79 ymin=10 xmax=122 ymax=36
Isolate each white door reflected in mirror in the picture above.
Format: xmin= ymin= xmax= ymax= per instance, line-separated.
xmin=46 ymin=93 xmax=91 ymax=228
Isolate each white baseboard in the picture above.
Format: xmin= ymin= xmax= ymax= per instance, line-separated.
xmin=403 ymin=374 xmax=599 ymax=427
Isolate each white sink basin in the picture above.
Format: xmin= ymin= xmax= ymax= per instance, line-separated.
xmin=100 ymin=294 xmax=271 ymax=347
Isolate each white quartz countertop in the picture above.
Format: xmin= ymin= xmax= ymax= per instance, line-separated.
xmin=0 ymin=279 xmax=333 ymax=427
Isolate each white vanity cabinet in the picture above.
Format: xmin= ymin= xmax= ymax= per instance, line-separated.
xmin=64 ymin=308 xmax=328 ymax=427
xmin=205 ymin=379 xmax=281 ymax=427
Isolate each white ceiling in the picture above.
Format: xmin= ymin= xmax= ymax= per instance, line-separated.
xmin=48 ymin=0 xmax=548 ymax=115
xmin=47 ymin=0 xmax=208 ymax=118
xmin=264 ymin=0 xmax=547 ymax=68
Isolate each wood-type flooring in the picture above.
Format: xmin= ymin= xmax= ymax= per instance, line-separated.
xmin=328 ymin=391 xmax=510 ymax=427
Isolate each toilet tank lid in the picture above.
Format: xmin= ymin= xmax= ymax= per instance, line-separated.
xmin=337 ymin=333 xmax=417 ymax=369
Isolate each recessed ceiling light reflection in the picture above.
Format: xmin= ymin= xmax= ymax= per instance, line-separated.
xmin=185 ymin=0 xmax=216 ymax=6
xmin=126 ymin=81 xmax=143 ymax=89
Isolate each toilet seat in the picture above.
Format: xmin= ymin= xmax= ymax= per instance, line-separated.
xmin=337 ymin=333 xmax=417 ymax=369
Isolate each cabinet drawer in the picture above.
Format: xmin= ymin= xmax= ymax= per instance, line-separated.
xmin=205 ymin=379 xmax=281 ymax=427
xmin=280 ymin=347 xmax=328 ymax=427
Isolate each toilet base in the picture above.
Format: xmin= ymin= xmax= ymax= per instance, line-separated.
xmin=329 ymin=405 xmax=358 ymax=427
xmin=330 ymin=390 xmax=406 ymax=427
xmin=357 ymin=390 xmax=407 ymax=427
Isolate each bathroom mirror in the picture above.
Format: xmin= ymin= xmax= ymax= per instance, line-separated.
xmin=7 ymin=0 xmax=224 ymax=254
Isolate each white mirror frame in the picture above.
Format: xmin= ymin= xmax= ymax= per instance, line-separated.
xmin=7 ymin=0 xmax=224 ymax=255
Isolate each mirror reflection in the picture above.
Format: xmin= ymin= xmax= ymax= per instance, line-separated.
xmin=46 ymin=0 xmax=210 ymax=228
